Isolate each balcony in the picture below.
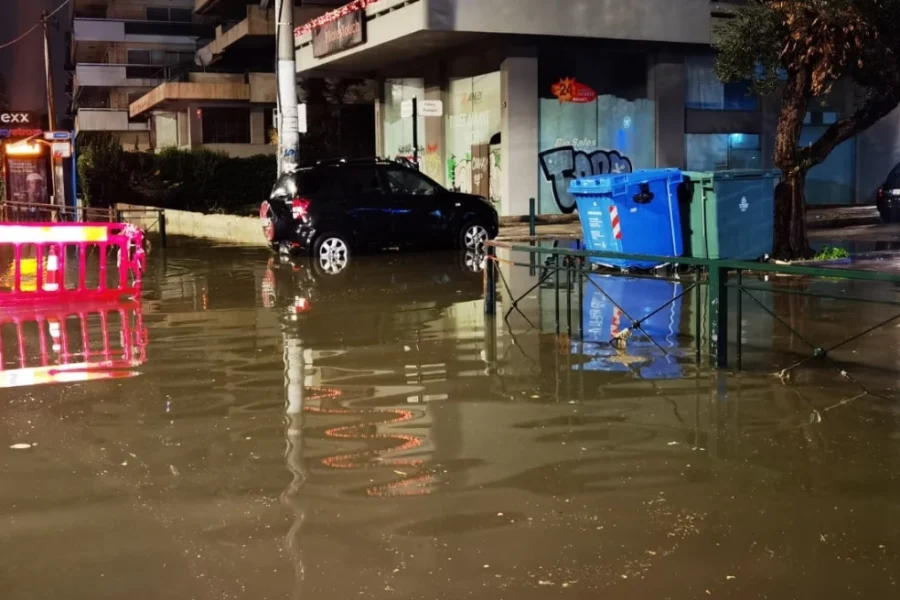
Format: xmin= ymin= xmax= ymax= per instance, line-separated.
xmin=72 ymin=18 xmax=213 ymax=62
xmin=75 ymin=64 xmax=161 ymax=89
xmin=76 ymin=109 xmax=150 ymax=132
xmin=130 ymin=72 xmax=275 ymax=117
xmin=198 ymin=5 xmax=274 ymax=64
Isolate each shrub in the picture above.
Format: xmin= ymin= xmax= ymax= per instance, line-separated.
xmin=76 ymin=137 xmax=276 ymax=215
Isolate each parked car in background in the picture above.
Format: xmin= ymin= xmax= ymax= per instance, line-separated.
xmin=260 ymin=158 xmax=499 ymax=271
xmin=876 ymin=164 xmax=900 ymax=223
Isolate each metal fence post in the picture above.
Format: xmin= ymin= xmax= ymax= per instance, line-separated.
xmin=158 ymin=210 xmax=167 ymax=249
xmin=484 ymin=245 xmax=496 ymax=316
xmin=577 ymin=256 xmax=584 ymax=340
xmin=708 ymin=265 xmax=728 ymax=368
xmin=528 ymin=197 xmax=536 ymax=237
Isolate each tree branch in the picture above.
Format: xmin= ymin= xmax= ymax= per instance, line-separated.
xmin=800 ymin=92 xmax=900 ymax=169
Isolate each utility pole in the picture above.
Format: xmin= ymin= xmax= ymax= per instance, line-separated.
xmin=42 ymin=10 xmax=56 ymax=131
xmin=275 ymin=0 xmax=300 ymax=175
xmin=42 ymin=9 xmax=65 ymax=211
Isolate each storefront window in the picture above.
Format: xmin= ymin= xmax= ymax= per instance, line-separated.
xmin=685 ymin=56 xmax=758 ymax=111
xmin=538 ymin=49 xmax=656 ymax=214
xmin=382 ymin=79 xmax=425 ymax=163
xmin=445 ymin=72 xmax=502 ymax=211
xmin=685 ymin=133 xmax=761 ymax=171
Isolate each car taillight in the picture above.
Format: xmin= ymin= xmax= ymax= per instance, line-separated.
xmin=878 ymin=188 xmax=884 ymax=199
xmin=291 ymin=197 xmax=311 ymax=220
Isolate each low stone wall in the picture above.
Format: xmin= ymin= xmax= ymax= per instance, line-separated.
xmin=116 ymin=203 xmax=266 ymax=247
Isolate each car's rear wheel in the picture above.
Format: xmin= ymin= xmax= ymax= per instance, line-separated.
xmin=312 ymin=233 xmax=351 ymax=275
xmin=459 ymin=219 xmax=491 ymax=250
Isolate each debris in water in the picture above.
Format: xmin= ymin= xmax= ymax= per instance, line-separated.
xmin=726 ymin=575 xmax=736 ymax=580
xmin=393 ymin=470 xmax=408 ymax=476
xmin=610 ymin=328 xmax=632 ymax=349
xmin=169 ymin=464 xmax=181 ymax=477
xmin=538 ymin=580 xmax=554 ymax=586
xmin=667 ymin=442 xmax=679 ymax=446
xmin=9 ymin=443 xmax=32 ymax=450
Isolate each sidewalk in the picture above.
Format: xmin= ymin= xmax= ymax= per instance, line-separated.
xmin=498 ymin=205 xmax=881 ymax=241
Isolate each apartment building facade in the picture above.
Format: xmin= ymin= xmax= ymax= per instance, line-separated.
xmin=293 ymin=0 xmax=896 ymax=216
xmin=70 ymin=0 xmax=342 ymax=156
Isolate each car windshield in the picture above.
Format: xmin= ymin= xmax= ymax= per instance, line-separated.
xmin=885 ymin=164 xmax=900 ymax=188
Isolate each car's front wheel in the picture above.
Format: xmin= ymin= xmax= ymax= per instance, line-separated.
xmin=312 ymin=232 xmax=351 ymax=275
xmin=459 ymin=219 xmax=491 ymax=250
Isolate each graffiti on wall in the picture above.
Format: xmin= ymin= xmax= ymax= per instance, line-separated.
xmin=445 ymin=149 xmax=502 ymax=208
xmin=422 ymin=143 xmax=442 ymax=182
xmin=539 ymin=146 xmax=633 ymax=213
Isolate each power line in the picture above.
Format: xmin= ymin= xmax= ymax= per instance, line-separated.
xmin=0 ymin=0 xmax=72 ymax=51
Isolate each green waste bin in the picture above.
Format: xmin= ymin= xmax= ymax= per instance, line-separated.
xmin=678 ymin=170 xmax=781 ymax=259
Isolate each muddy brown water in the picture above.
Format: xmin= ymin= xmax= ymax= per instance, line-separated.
xmin=1 ymin=239 xmax=898 ymax=599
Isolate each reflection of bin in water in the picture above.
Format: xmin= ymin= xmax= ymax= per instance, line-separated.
xmin=581 ymin=274 xmax=683 ymax=379
xmin=570 ymin=169 xmax=684 ymax=270
xmin=679 ymin=170 xmax=781 ymax=259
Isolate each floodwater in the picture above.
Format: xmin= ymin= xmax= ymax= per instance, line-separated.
xmin=1 ymin=239 xmax=899 ymax=599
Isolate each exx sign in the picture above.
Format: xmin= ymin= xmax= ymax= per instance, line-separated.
xmin=0 ymin=112 xmax=36 ymax=125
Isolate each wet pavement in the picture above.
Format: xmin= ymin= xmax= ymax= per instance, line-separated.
xmin=1 ymin=238 xmax=899 ymax=599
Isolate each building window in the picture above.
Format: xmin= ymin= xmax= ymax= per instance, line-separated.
xmin=146 ymin=7 xmax=193 ymax=22
xmin=686 ymin=133 xmax=761 ymax=171
xmin=201 ymin=108 xmax=251 ymax=144
xmin=685 ymin=56 xmax=758 ymax=111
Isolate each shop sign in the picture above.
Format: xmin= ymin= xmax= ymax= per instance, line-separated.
xmin=419 ymin=100 xmax=443 ymax=117
xmin=551 ymin=77 xmax=597 ymax=104
xmin=312 ymin=9 xmax=365 ymax=58
xmin=0 ymin=111 xmax=36 ymax=124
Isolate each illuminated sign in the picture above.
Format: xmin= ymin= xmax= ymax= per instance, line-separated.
xmin=0 ymin=129 xmax=43 ymax=139
xmin=4 ymin=141 xmax=44 ymax=156
xmin=0 ymin=112 xmax=34 ymax=124
xmin=551 ymin=77 xmax=597 ymax=104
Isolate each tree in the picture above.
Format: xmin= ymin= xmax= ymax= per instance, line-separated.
xmin=716 ymin=0 xmax=900 ymax=259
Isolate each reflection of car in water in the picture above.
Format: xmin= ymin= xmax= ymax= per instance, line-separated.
xmin=262 ymin=251 xmax=486 ymax=344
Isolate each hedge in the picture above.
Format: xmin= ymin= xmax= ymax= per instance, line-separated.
xmin=77 ymin=133 xmax=277 ymax=215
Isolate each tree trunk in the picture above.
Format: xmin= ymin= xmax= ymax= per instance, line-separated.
xmin=772 ymin=67 xmax=813 ymax=260
xmin=773 ymin=172 xmax=812 ymax=259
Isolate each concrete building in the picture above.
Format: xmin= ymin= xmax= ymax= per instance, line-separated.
xmin=293 ymin=0 xmax=896 ymax=215
xmin=70 ymin=0 xmax=342 ymax=156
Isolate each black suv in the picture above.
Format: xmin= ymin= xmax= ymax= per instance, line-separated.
xmin=260 ymin=158 xmax=499 ymax=268
xmin=877 ymin=163 xmax=900 ymax=223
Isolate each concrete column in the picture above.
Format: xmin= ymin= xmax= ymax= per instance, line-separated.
xmin=374 ymin=78 xmax=385 ymax=156
xmin=650 ymin=54 xmax=686 ymax=169
xmin=250 ymin=108 xmax=266 ymax=145
xmin=424 ymin=64 xmax=446 ymax=186
xmin=500 ymin=49 xmax=539 ymax=217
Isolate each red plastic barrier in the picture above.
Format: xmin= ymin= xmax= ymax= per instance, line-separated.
xmin=0 ymin=222 xmax=146 ymax=303
xmin=0 ymin=297 xmax=147 ymax=388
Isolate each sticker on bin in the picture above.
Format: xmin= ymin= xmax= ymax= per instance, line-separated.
xmin=610 ymin=205 xmax=622 ymax=240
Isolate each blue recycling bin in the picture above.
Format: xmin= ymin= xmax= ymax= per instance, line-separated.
xmin=580 ymin=274 xmax=683 ymax=380
xmin=570 ymin=169 xmax=684 ymax=269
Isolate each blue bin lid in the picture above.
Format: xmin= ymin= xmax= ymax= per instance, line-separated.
xmin=568 ymin=168 xmax=683 ymax=195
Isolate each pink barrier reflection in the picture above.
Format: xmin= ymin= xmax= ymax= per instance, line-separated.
xmin=0 ymin=222 xmax=146 ymax=303
xmin=0 ymin=298 xmax=147 ymax=388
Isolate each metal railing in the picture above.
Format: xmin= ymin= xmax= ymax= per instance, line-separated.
xmin=1 ymin=201 xmax=116 ymax=223
xmin=115 ymin=208 xmax=167 ymax=249
xmin=483 ymin=240 xmax=900 ymax=399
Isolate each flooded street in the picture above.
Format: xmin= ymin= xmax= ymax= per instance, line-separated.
xmin=2 ymin=239 xmax=899 ymax=599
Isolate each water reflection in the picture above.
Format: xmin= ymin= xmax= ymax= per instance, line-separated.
xmin=0 ymin=298 xmax=147 ymax=388
xmin=0 ymin=242 xmax=897 ymax=599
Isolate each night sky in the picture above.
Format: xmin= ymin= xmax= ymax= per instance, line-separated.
xmin=0 ymin=0 xmax=69 ymax=118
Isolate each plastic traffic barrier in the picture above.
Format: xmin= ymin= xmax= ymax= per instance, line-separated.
xmin=0 ymin=222 xmax=145 ymax=303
